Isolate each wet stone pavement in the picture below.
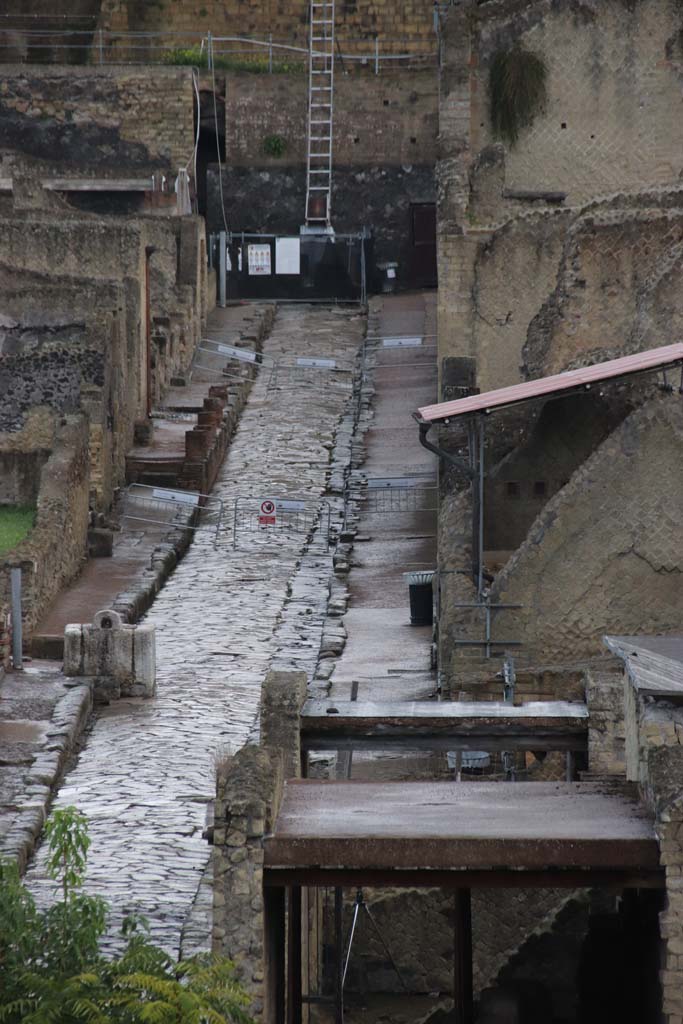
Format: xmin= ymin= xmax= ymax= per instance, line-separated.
xmin=25 ymin=304 xmax=365 ymax=956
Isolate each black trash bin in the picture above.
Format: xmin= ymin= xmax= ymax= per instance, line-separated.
xmin=405 ymin=571 xmax=434 ymax=626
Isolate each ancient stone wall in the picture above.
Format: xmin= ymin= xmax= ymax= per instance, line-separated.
xmin=223 ymin=71 xmax=437 ymax=169
xmin=487 ymin=398 xmax=683 ymax=663
xmin=213 ymin=670 xmax=307 ymax=1019
xmin=0 ymin=66 xmax=195 ymax=175
xmin=0 ymin=413 xmax=90 ymax=640
xmin=97 ymin=0 xmax=437 ymax=54
xmin=0 ymin=213 xmax=210 ymax=508
xmin=437 ymin=0 xmax=683 ymax=389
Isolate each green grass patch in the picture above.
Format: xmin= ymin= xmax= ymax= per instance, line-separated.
xmin=161 ymin=46 xmax=305 ymax=74
xmin=0 ymin=505 xmax=35 ymax=557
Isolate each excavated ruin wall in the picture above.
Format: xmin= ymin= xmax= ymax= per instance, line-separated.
xmin=0 ymin=214 xmax=210 ymax=508
xmin=488 ymin=398 xmax=683 ymax=662
xmin=0 ymin=65 xmax=195 ymax=175
xmin=97 ymin=0 xmax=437 ymax=53
xmin=437 ymin=0 xmax=683 ymax=385
xmin=0 ymin=413 xmax=90 ymax=644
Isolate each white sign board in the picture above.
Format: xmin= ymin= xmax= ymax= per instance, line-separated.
xmin=277 ymin=498 xmax=306 ymax=512
xmin=152 ymin=488 xmax=200 ymax=506
xmin=215 ymin=343 xmax=257 ymax=363
xmin=276 ymin=236 xmax=301 ymax=275
xmin=296 ymin=357 xmax=337 ymax=369
xmin=248 ymin=244 xmax=271 ymax=276
xmin=382 ymin=336 xmax=423 ymax=348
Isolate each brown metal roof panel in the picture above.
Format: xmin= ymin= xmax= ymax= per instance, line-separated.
xmin=265 ymin=780 xmax=659 ymax=872
xmin=418 ymin=343 xmax=683 ymax=423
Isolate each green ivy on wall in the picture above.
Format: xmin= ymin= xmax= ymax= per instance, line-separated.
xmin=488 ymin=47 xmax=548 ymax=146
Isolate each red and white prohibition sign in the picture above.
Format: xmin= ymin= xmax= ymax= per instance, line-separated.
xmin=258 ymin=498 xmax=277 ymax=526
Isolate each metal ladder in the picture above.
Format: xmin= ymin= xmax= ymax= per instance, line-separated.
xmin=304 ymin=0 xmax=335 ymax=230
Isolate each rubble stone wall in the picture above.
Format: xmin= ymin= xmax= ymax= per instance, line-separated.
xmin=0 ymin=214 xmax=209 ymax=508
xmin=627 ymin=678 xmax=683 ymax=1023
xmin=0 ymin=65 xmax=195 ymax=174
xmin=0 ymin=413 xmax=90 ymax=639
xmin=213 ymin=670 xmax=307 ymax=1019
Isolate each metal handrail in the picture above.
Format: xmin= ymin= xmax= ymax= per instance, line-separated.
xmin=0 ymin=27 xmax=437 ymax=72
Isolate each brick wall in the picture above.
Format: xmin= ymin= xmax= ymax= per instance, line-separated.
xmin=0 ymin=213 xmax=210 ymax=509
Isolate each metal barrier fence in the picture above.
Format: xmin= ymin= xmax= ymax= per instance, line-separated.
xmin=121 ymin=483 xmax=225 ymax=544
xmin=192 ymin=338 xmax=271 ymax=384
xmin=361 ymin=478 xmax=438 ymax=514
xmin=343 ymin=475 xmax=437 ymax=531
xmin=231 ymin=495 xmax=332 ymax=549
xmin=0 ymin=22 xmax=438 ymax=71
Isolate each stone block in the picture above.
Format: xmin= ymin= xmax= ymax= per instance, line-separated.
xmin=130 ymin=624 xmax=156 ymax=697
xmin=87 ymin=528 xmax=114 ymax=558
xmin=63 ymin=623 xmax=83 ymax=676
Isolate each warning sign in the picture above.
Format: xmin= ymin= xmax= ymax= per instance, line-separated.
xmin=258 ymin=498 xmax=277 ymax=526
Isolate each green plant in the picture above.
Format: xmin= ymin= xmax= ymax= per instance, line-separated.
xmin=161 ymin=46 xmax=305 ymax=74
xmin=0 ymin=806 xmax=252 ymax=1024
xmin=263 ymin=133 xmax=287 ymax=158
xmin=0 ymin=505 xmax=35 ymax=556
xmin=488 ymin=47 xmax=548 ymax=146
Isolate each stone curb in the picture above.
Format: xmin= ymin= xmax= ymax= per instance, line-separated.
xmin=0 ymin=679 xmax=93 ymax=873
xmin=112 ymin=305 xmax=275 ymax=625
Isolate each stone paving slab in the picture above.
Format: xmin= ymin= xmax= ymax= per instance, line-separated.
xmin=32 ymin=304 xmax=273 ymax=655
xmin=0 ymin=663 xmax=92 ymax=871
xmin=25 ymin=304 xmax=365 ymax=956
xmin=330 ymin=294 xmax=437 ymax=711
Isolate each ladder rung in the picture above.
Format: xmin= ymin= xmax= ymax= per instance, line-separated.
xmin=310 ymin=136 xmax=331 ymax=141
xmin=309 ymin=169 xmax=331 ymax=174
xmin=311 ymin=120 xmax=332 ymax=124
xmin=308 ymin=187 xmax=330 ymax=191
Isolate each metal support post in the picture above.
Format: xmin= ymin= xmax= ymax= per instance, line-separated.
xmin=264 ymin=887 xmax=286 ymax=1024
xmin=374 ymin=37 xmax=379 ymax=75
xmin=269 ymin=33 xmax=273 ymax=73
xmin=287 ymin=887 xmax=303 ymax=1024
xmin=453 ymin=889 xmax=473 ymax=1024
xmin=218 ymin=230 xmax=227 ymax=308
xmin=566 ymin=750 xmax=576 ymax=782
xmin=10 ymin=567 xmax=22 ymax=670
xmin=334 ymin=888 xmax=344 ymax=1024
xmin=477 ymin=416 xmax=485 ymax=600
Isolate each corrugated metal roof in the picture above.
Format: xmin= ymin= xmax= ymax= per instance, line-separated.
xmin=417 ymin=343 xmax=683 ymax=423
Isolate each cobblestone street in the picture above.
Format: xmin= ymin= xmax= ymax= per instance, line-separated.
xmin=25 ymin=304 xmax=365 ymax=956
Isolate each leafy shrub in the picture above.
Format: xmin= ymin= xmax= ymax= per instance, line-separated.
xmin=0 ymin=806 xmax=252 ymax=1024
